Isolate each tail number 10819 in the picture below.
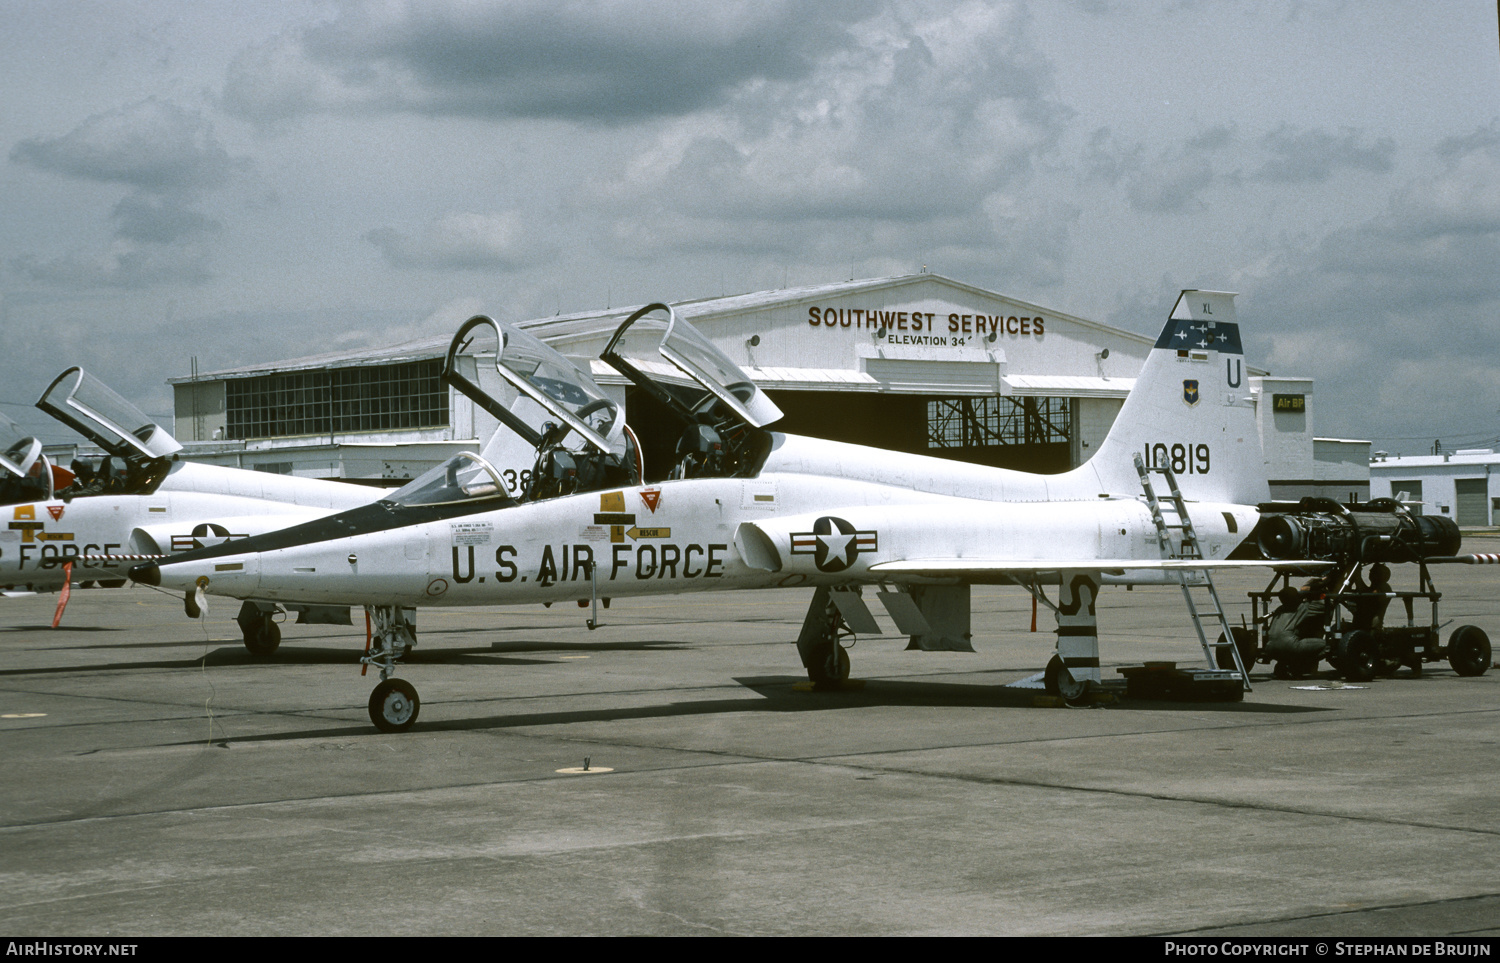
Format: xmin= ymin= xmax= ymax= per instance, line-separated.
xmin=1144 ymin=443 xmax=1210 ymax=475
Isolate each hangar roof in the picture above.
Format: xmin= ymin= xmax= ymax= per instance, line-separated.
xmin=1370 ymin=450 xmax=1500 ymax=469
xmin=169 ymin=273 xmax=1155 ymax=383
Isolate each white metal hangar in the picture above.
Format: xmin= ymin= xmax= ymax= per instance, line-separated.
xmin=1369 ymin=449 xmax=1500 ymax=526
xmin=164 ymin=273 xmax=1337 ymax=495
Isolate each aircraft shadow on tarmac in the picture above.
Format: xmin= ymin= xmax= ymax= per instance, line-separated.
xmin=1 ymin=624 xmax=123 ymax=633
xmin=168 ymin=672 xmax=1331 ymax=747
xmin=0 ymin=638 xmax=692 ymax=675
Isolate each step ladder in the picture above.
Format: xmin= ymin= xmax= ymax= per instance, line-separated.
xmin=1133 ymin=453 xmax=1251 ymax=690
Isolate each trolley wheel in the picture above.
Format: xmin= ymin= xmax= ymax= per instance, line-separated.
xmin=369 ymin=678 xmax=420 ymax=733
xmin=1215 ymin=627 xmax=1257 ymax=671
xmin=1447 ymin=625 xmax=1491 ymax=677
xmin=1375 ymin=649 xmax=1404 ymax=678
xmin=1338 ymin=631 xmax=1379 ymax=683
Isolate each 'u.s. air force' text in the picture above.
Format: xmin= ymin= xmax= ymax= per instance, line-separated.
xmin=452 ymin=543 xmax=729 ymax=584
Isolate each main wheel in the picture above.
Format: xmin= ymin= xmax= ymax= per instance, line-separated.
xmin=1044 ymin=655 xmax=1089 ymax=704
xmin=808 ymin=645 xmax=851 ymax=688
xmin=244 ymin=619 xmax=281 ymax=657
xmin=1338 ymin=631 xmax=1379 ymax=682
xmin=369 ymin=678 xmax=420 ymax=733
xmin=1447 ymin=625 xmax=1492 ymax=677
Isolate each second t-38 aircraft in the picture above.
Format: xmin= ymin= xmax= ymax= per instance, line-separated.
xmin=135 ymin=291 xmax=1296 ymax=731
xmin=1 ymin=367 xmax=383 ymax=640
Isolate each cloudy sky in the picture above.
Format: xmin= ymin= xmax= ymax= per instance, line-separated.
xmin=2 ymin=0 xmax=1497 ymax=456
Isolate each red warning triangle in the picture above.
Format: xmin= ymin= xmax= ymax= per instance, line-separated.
xmin=639 ymin=488 xmax=661 ymax=513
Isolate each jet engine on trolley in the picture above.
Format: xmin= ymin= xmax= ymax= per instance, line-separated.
xmin=1254 ymin=497 xmax=1460 ymax=564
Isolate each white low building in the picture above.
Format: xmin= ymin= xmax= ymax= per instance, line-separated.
xmin=1370 ymin=450 xmax=1499 ymax=526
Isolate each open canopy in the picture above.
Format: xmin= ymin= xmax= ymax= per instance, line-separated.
xmin=36 ymin=368 xmax=182 ymax=464
xmin=445 ymin=315 xmax=625 ymax=455
xmin=601 ymin=303 xmax=783 ymax=429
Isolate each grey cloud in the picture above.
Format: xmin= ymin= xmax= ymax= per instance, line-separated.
xmin=366 ymin=212 xmax=537 ymax=270
xmin=1435 ymin=122 xmax=1500 ymax=159
xmin=1316 ymin=132 xmax=1500 ymax=279
xmin=10 ymin=97 xmax=241 ymax=193
xmin=979 ymin=196 xmax=1080 ymax=287
xmin=1127 ymin=157 xmax=1215 ymax=213
xmin=224 ymin=0 xmax=874 ymax=125
xmin=1221 ymin=129 xmax=1500 ymax=446
xmin=7 ymin=98 xmax=240 ymax=291
xmin=1186 ymin=124 xmax=1235 ymax=153
xmin=1082 ymin=127 xmax=1142 ymax=185
xmin=111 ymin=194 xmax=221 ymax=244
xmin=12 ymin=244 xmax=212 ymax=289
xmin=1098 ymin=124 xmax=1233 ymax=212
xmin=1256 ymin=125 xmax=1395 ymax=183
xmin=607 ymin=1 xmax=1070 ymax=233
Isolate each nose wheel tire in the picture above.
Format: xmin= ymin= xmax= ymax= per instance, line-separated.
xmin=369 ymin=678 xmax=420 ymax=733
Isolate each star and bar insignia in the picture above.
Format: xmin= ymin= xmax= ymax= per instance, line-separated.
xmin=790 ymin=516 xmax=878 ymax=573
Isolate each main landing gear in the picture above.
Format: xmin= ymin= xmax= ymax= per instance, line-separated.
xmin=363 ymin=605 xmax=420 ymax=732
xmin=1044 ymin=655 xmax=1089 ymax=703
xmin=797 ymin=586 xmax=853 ymax=688
xmin=1039 ymin=572 xmax=1103 ymax=706
xmin=236 ymin=601 xmax=282 ymax=657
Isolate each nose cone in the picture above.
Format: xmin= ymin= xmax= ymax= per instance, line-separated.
xmin=129 ymin=562 xmax=161 ymax=586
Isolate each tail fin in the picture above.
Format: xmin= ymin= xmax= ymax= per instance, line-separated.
xmin=1084 ymin=290 xmax=1266 ymax=505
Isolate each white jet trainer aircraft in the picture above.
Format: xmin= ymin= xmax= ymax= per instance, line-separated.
xmin=135 ymin=291 xmax=1288 ymax=732
xmin=1 ymin=367 xmax=383 ymax=645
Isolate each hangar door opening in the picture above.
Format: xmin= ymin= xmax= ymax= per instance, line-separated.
xmin=1390 ymin=480 xmax=1423 ymax=514
xmin=1455 ymin=478 xmax=1489 ymax=526
xmin=765 ymin=390 xmax=1074 ymax=474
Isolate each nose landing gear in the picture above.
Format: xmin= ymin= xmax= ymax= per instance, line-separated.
xmin=362 ymin=605 xmax=420 ymax=732
xmin=369 ymin=677 xmax=420 ymax=733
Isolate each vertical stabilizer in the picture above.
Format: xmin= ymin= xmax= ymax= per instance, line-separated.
xmin=1084 ymin=291 xmax=1266 ymax=505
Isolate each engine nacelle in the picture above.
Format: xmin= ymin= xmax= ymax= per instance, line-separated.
xmin=1255 ymin=498 xmax=1460 ymax=563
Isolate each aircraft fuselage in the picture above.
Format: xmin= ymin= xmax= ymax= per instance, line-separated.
xmin=156 ymin=469 xmax=1257 ymax=607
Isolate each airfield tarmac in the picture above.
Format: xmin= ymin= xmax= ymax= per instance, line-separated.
xmin=1 ymin=539 xmax=1497 ymax=937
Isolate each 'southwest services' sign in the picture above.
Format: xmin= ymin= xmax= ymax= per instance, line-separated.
xmin=809 ymin=306 xmax=1046 ymax=339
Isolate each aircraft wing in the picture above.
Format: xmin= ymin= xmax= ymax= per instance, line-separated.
xmin=869 ymin=558 xmax=1333 ymax=575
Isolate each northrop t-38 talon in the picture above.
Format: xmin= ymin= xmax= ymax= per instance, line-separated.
xmin=136 ymin=291 xmax=1312 ymax=731
xmin=0 ymin=367 xmax=383 ymax=642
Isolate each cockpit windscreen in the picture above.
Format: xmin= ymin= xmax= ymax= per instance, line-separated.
xmin=0 ymin=414 xmax=41 ymax=481
xmin=385 ymin=452 xmax=510 ymax=508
